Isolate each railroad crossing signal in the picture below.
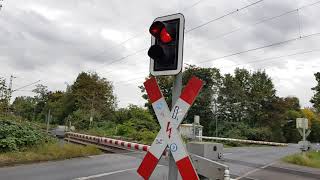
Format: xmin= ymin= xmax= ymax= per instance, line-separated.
xmin=148 ymin=13 xmax=185 ymax=76
xmin=137 ymin=76 xmax=203 ymax=180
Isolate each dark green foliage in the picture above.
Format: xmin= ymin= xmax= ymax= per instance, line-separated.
xmin=9 ymin=72 xmax=117 ymax=130
xmin=113 ymin=105 xmax=159 ymax=144
xmin=11 ymin=97 xmax=36 ymax=121
xmin=309 ymin=119 xmax=320 ymax=142
xmin=183 ymin=65 xmax=222 ymax=134
xmin=84 ymin=105 xmax=159 ymax=145
xmin=311 ymin=72 xmax=320 ymax=112
xmin=139 ymin=66 xmax=308 ymax=143
xmin=0 ymin=120 xmax=52 ymax=152
xmin=0 ymin=78 xmax=8 ymax=115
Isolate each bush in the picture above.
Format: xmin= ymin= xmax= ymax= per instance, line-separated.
xmin=0 ymin=120 xmax=53 ymax=152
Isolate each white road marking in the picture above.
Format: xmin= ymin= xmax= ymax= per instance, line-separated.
xmin=235 ymin=161 xmax=277 ymax=180
xmin=224 ymin=153 xmax=233 ymax=155
xmin=73 ymin=168 xmax=137 ymax=180
xmin=73 ymin=165 xmax=163 ymax=180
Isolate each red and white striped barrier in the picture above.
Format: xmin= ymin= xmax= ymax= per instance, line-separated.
xmin=66 ymin=132 xmax=151 ymax=152
xmin=198 ymin=136 xmax=288 ymax=146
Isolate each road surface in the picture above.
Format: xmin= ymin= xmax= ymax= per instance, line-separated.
xmin=223 ymin=144 xmax=320 ymax=180
xmin=0 ymin=145 xmax=320 ymax=180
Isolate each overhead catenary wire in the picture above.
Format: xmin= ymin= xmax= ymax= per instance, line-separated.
xmin=185 ymin=0 xmax=264 ymax=33
xmin=99 ymin=0 xmax=265 ymax=74
xmin=218 ymin=49 xmax=320 ymax=69
xmin=103 ymin=0 xmax=320 ymax=76
xmin=191 ymin=32 xmax=320 ymax=65
xmin=103 ymin=0 xmax=320 ymax=75
xmin=12 ymin=80 xmax=41 ymax=92
xmin=115 ymin=36 xmax=320 ymax=84
xmin=91 ymin=0 xmax=209 ymax=70
xmin=188 ymin=0 xmax=320 ymax=52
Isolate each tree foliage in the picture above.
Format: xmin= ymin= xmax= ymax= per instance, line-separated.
xmin=9 ymin=72 xmax=117 ymax=130
xmin=311 ymin=72 xmax=320 ymax=112
xmin=0 ymin=77 xmax=8 ymax=114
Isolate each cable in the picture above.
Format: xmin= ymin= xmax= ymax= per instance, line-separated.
xmin=191 ymin=32 xmax=320 ymax=65
xmin=91 ymin=0 xmax=209 ymax=69
xmin=182 ymin=0 xmax=205 ymax=12
xmin=113 ymin=48 xmax=320 ymax=86
xmin=219 ymin=49 xmax=320 ymax=69
xmin=96 ymin=47 xmax=148 ymax=69
xmin=87 ymin=33 xmax=146 ymax=60
xmin=188 ymin=0 xmax=320 ymax=52
xmin=99 ymin=0 xmax=265 ymax=74
xmin=185 ymin=0 xmax=264 ymax=33
xmin=12 ymin=80 xmax=41 ymax=92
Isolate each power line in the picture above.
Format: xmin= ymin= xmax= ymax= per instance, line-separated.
xmin=182 ymin=0 xmax=205 ymax=12
xmin=91 ymin=0 xmax=209 ymax=70
xmin=106 ymin=0 xmax=320 ymax=71
xmin=111 ymin=0 xmax=320 ymax=71
xmin=185 ymin=0 xmax=264 ymax=33
xmin=99 ymin=0 xmax=264 ymax=74
xmin=13 ymin=80 xmax=41 ymax=92
xmin=114 ymin=48 xmax=320 ymax=86
xmin=192 ymin=32 xmax=320 ymax=65
xmin=96 ymin=47 xmax=148 ymax=69
xmin=188 ymin=0 xmax=320 ymax=52
xmin=219 ymin=49 xmax=320 ymax=68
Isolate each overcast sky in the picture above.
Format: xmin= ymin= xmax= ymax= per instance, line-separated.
xmin=0 ymin=0 xmax=319 ymax=108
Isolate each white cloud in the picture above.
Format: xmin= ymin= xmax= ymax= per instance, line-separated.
xmin=0 ymin=0 xmax=319 ymax=109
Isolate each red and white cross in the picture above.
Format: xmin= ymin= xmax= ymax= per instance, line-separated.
xmin=137 ymin=76 xmax=203 ymax=180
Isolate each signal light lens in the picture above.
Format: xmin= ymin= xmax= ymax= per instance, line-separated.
xmin=149 ymin=21 xmax=164 ymax=38
xmin=160 ymin=28 xmax=172 ymax=43
xmin=149 ymin=21 xmax=172 ymax=43
xmin=148 ymin=45 xmax=164 ymax=61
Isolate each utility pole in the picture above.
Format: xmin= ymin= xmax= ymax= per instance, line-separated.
xmin=214 ymin=100 xmax=218 ymax=137
xmin=6 ymin=75 xmax=16 ymax=116
xmin=168 ymin=72 xmax=182 ymax=180
xmin=89 ymin=96 xmax=94 ymax=128
xmin=46 ymin=109 xmax=51 ymax=133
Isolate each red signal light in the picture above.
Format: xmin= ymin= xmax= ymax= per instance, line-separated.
xmin=149 ymin=21 xmax=172 ymax=43
xmin=160 ymin=28 xmax=172 ymax=43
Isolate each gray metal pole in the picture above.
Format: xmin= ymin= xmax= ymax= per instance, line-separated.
xmin=46 ymin=109 xmax=51 ymax=133
xmin=215 ymin=101 xmax=218 ymax=137
xmin=169 ymin=72 xmax=182 ymax=180
xmin=303 ymin=126 xmax=306 ymax=142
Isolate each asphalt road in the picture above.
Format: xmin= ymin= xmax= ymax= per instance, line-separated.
xmin=222 ymin=144 xmax=320 ymax=180
xmin=0 ymin=145 xmax=320 ymax=180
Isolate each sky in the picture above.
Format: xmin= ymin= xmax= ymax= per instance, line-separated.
xmin=0 ymin=0 xmax=319 ymax=108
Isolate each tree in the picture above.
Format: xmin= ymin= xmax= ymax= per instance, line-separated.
xmin=32 ymin=84 xmax=50 ymax=121
xmin=0 ymin=77 xmax=8 ymax=115
xmin=11 ymin=96 xmax=36 ymax=121
xmin=139 ymin=65 xmax=222 ymax=135
xmin=183 ymin=65 xmax=222 ymax=135
xmin=68 ymin=72 xmax=117 ymax=129
xmin=311 ymin=72 xmax=320 ymax=112
xmin=281 ymin=97 xmax=303 ymax=143
xmin=301 ymin=108 xmax=320 ymax=142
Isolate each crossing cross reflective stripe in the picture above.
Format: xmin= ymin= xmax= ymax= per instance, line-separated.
xmin=137 ymin=76 xmax=203 ymax=180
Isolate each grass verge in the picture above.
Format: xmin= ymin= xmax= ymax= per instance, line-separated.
xmin=282 ymin=151 xmax=320 ymax=168
xmin=0 ymin=142 xmax=102 ymax=167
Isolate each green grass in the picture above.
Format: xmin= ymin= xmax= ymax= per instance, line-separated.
xmin=283 ymin=151 xmax=320 ymax=168
xmin=0 ymin=142 xmax=102 ymax=167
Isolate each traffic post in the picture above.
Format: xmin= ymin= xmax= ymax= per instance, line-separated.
xmin=139 ymin=13 xmax=202 ymax=180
